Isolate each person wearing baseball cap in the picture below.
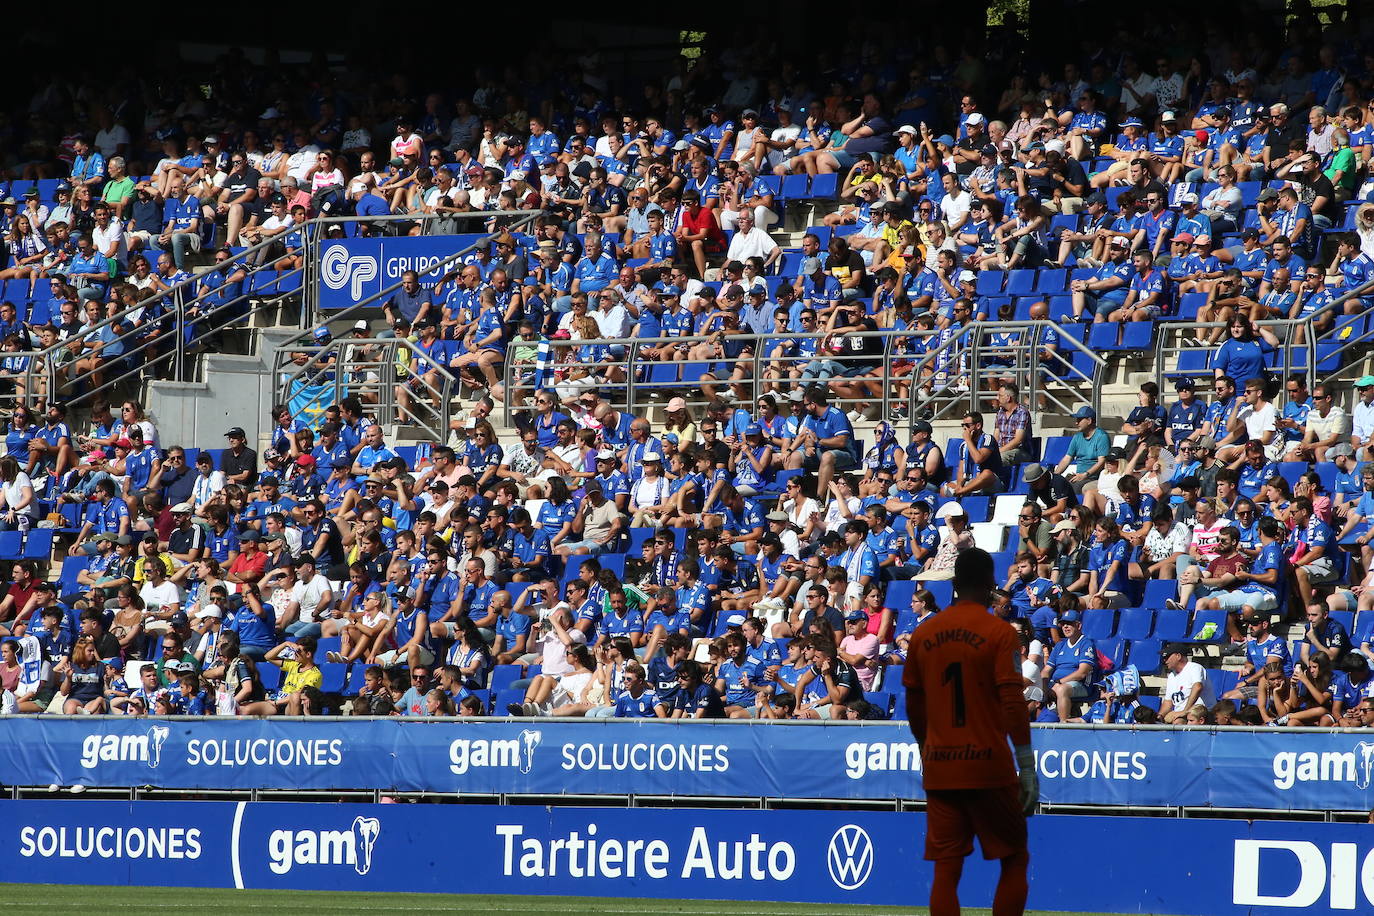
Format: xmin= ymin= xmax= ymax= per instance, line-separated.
xmin=1054 ymin=405 xmax=1110 ymax=493
xmin=1070 ymin=230 xmax=1133 ymax=321
xmin=1044 ymin=608 xmax=1096 ymax=721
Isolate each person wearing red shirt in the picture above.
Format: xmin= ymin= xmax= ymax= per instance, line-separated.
xmin=904 ymin=548 xmax=1038 ymax=916
xmin=677 ymin=188 xmax=725 ymax=279
xmin=226 ymin=529 xmax=268 ymax=585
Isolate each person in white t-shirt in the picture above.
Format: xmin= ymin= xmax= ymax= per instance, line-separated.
xmin=1160 ymin=646 xmax=1215 ymax=723
xmin=1219 ymin=378 xmax=1279 ymax=463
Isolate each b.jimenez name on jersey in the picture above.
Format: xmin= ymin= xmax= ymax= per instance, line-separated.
xmin=19 ymin=825 xmax=202 ymax=860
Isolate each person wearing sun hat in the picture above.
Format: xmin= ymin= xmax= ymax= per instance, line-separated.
xmin=914 ymin=501 xmax=975 ymax=581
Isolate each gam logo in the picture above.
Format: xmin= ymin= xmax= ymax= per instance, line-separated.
xmin=449 ymin=729 xmax=541 ymax=776
xmin=826 ymin=824 xmax=874 ymax=891
xmin=1270 ymin=741 xmax=1374 ymax=790
xmin=268 ymin=817 xmax=381 ymax=876
xmin=320 ymin=245 xmax=378 ymax=299
xmin=80 ymin=726 xmax=171 ymax=770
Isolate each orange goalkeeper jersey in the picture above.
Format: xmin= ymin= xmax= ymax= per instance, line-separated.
xmin=902 ymin=599 xmax=1031 ymax=790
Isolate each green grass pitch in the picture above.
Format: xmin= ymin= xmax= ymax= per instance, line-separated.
xmin=1 ymin=884 xmax=1173 ymax=915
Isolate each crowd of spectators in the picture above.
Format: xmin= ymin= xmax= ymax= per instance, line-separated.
xmin=5 ymin=14 xmax=1374 ymax=725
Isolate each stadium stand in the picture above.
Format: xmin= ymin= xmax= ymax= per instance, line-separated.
xmin=3 ymin=14 xmax=1374 ymax=739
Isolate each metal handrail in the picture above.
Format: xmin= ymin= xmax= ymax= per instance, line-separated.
xmin=275 ymin=337 xmax=459 ymax=443
xmin=0 ymin=208 xmax=544 ymax=416
xmin=900 ymin=320 xmax=1106 ymax=431
xmin=1313 ymin=275 xmax=1374 ymax=389
xmin=1153 ymin=318 xmax=1315 ymax=410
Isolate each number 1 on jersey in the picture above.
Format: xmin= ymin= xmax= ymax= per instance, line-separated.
xmin=941 ymin=661 xmax=966 ymax=727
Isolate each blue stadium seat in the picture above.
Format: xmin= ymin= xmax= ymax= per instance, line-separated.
xmin=809 ymin=174 xmax=838 ymax=199
xmin=0 ymin=531 xmax=21 ymax=561
xmin=495 ymin=687 xmax=526 ymax=715
xmin=1142 ymin=579 xmax=1177 ymax=610
xmin=21 ymin=529 xmax=53 ymax=560
xmin=1331 ymin=610 xmax=1356 ymax=640
xmin=1081 ymin=608 xmax=1116 ymax=639
xmin=1005 ymin=270 xmax=1036 ymax=295
xmin=1186 ymin=609 xmax=1228 ymax=643
xmin=780 ymin=173 xmax=810 ymax=203
xmin=1207 ymin=668 xmax=1239 ymax=698
xmin=1237 ymin=182 xmax=1262 ymax=206
xmin=1121 ymin=322 xmax=1154 ymax=351
xmin=1177 ymin=293 xmax=1208 ymax=321
xmin=1035 ymin=269 xmax=1068 ymax=293
xmin=1153 ymin=607 xmax=1189 ymax=641
xmin=1041 ymin=436 xmax=1072 ymax=467
xmin=882 ymin=580 xmax=916 ymax=612
xmin=925 ymin=580 xmax=953 ymax=607
xmin=1088 ymin=322 xmax=1122 ymax=351
xmin=1097 ymin=637 xmax=1126 ymax=671
xmin=1117 ymin=607 xmax=1156 ymax=640
xmin=805 ymin=224 xmax=832 ymax=248
xmin=627 ymin=527 xmax=657 ymax=554
xmin=961 ymin=496 xmax=990 ymax=522
xmin=1127 ymin=638 xmax=1164 ymax=674
xmin=976 ymin=270 xmax=1006 ymax=295
xmin=490 ymin=664 xmax=523 ymax=693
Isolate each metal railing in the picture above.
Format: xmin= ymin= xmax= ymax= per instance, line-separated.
xmin=436 ymin=322 xmax=1107 ymax=434
xmin=900 ymin=319 xmax=1106 ymax=429
xmin=0 ymin=208 xmax=542 ymax=416
xmin=1153 ymin=317 xmax=1316 ymax=399
xmin=274 ymin=337 xmax=459 ymax=444
xmin=14 ymin=231 xmax=307 ymax=411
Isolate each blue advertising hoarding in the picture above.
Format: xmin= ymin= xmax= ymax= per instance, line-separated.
xmin=2 ymin=718 xmax=1373 ymax=812
xmin=316 ymin=235 xmax=485 ymax=309
xmin=1 ymin=799 xmax=1372 ymax=914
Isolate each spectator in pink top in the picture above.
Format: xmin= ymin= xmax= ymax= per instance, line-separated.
xmin=838 ymin=610 xmax=880 ymax=690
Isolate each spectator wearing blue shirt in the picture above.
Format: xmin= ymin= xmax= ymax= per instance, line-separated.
xmin=1041 ymin=610 xmax=1097 ymax=721
xmin=155 ymin=176 xmax=202 ymax=270
xmin=1212 ymin=315 xmax=1279 ymax=391
xmin=1290 ymin=497 xmax=1339 ymax=612
xmin=782 ymin=386 xmax=857 ymax=500
xmin=942 ymin=410 xmax=1004 ymax=496
xmin=383 ymin=270 xmax=433 ymax=327
xmin=1086 ymin=517 xmax=1130 ymax=609
xmin=1334 ymin=233 xmax=1374 ymax=312
xmin=1105 ymin=249 xmax=1166 ymax=323
xmin=614 ymin=661 xmax=659 ymax=717
xmin=1071 ymin=237 xmax=1133 ymax=320
xmin=1164 ymin=377 xmax=1207 ymax=451
xmin=1298 ymin=601 xmax=1351 ymax=667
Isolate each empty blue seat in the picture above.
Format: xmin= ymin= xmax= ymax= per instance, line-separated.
xmin=780 ymin=173 xmax=809 ymax=202
xmin=809 ymin=174 xmax=838 ymax=199
xmin=1082 ymin=608 xmax=1117 ymax=639
xmin=1207 ymin=668 xmax=1239 ymax=697
xmin=1005 ymin=270 xmax=1036 ymax=295
xmin=1117 ymin=607 xmax=1156 ymax=641
xmin=1035 ymin=268 xmax=1068 ymax=293
xmin=490 ymin=665 xmax=523 ymax=693
xmin=1121 ymin=322 xmax=1154 ymax=351
xmin=21 ymin=529 xmax=53 ymax=560
xmin=883 ymin=579 xmax=916 ymax=612
xmin=976 ymin=270 xmax=1006 ymax=295
xmin=1177 ymin=293 xmax=1209 ymax=320
xmin=1089 ymin=322 xmax=1122 ymax=350
xmin=1153 ymin=607 xmax=1189 ymax=641
xmin=1142 ymin=579 xmax=1177 ymax=610
xmin=1128 ymin=638 xmax=1164 ymax=674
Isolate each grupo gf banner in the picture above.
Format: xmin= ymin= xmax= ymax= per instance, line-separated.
xmin=3 ymin=718 xmax=1372 ymax=811
xmin=3 ymin=799 xmax=1373 ymax=914
xmin=316 ymin=235 xmax=485 ymax=309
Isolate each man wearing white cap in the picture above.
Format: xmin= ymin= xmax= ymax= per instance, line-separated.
xmin=914 ymin=502 xmax=975 ymax=581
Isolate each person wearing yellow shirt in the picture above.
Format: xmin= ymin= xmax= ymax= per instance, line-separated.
xmin=261 ymin=636 xmax=324 ymax=715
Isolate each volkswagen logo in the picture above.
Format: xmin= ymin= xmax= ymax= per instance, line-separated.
xmin=826 ymin=824 xmax=874 ymax=890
